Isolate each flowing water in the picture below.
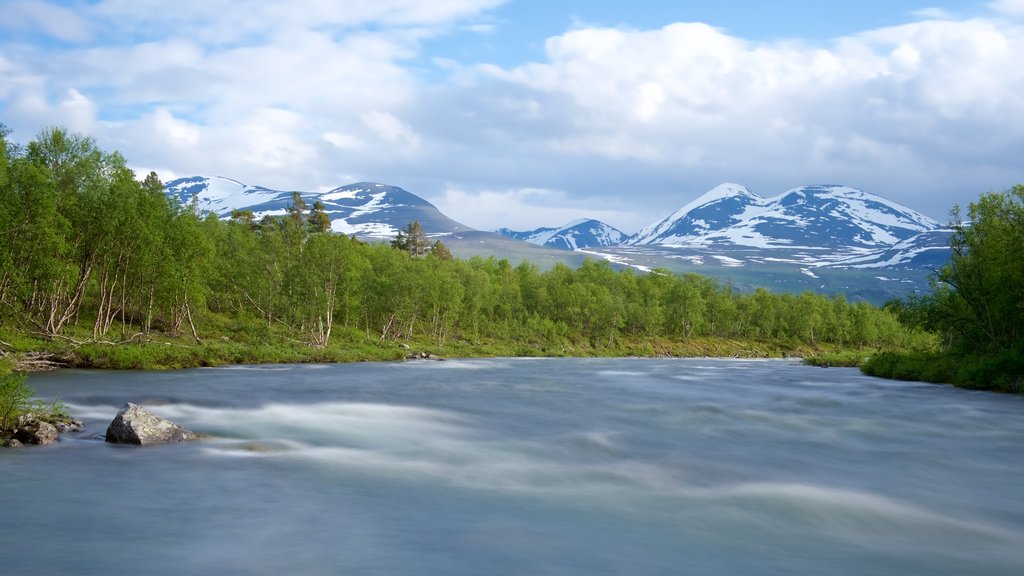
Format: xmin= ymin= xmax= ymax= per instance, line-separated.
xmin=3 ymin=358 xmax=1023 ymax=575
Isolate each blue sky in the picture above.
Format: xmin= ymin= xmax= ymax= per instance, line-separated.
xmin=2 ymin=0 xmax=1023 ymax=232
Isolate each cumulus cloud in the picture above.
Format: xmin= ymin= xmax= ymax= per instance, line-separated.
xmin=459 ymin=17 xmax=1024 ymax=225
xmin=362 ymin=111 xmax=422 ymax=150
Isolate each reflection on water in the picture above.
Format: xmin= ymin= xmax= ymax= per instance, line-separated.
xmin=3 ymin=358 xmax=1024 ymax=575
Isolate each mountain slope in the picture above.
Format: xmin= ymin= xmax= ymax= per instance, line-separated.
xmin=496 ymin=218 xmax=627 ymax=250
xmin=164 ymin=176 xmax=471 ymax=237
xmin=825 ymin=229 xmax=955 ymax=270
xmin=627 ymin=183 xmax=939 ymax=252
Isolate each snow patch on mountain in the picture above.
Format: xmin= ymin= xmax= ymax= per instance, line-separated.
xmin=164 ymin=177 xmax=470 ymax=239
xmin=826 ymin=229 xmax=954 ymax=269
xmin=627 ymin=183 xmax=940 ymax=252
xmin=497 ymin=218 xmax=627 ymax=250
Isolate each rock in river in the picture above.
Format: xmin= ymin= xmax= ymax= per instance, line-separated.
xmin=105 ymin=403 xmax=199 ymax=445
xmin=13 ymin=414 xmax=59 ymax=446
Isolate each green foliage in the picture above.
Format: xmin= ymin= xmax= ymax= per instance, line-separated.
xmin=867 ymin=186 xmax=1024 ymax=392
xmin=308 ymin=200 xmax=331 ymax=233
xmin=935 ymin=185 xmax=1024 ymax=354
xmin=0 ymin=371 xmax=32 ymax=431
xmin=803 ymin=351 xmax=870 ymax=368
xmin=391 ymin=220 xmax=430 ymax=257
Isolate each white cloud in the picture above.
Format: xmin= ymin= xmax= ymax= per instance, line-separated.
xmin=989 ymin=0 xmax=1024 ymax=15
xmin=323 ymin=131 xmax=363 ymax=151
xmin=361 ymin=111 xmax=422 ymax=149
xmin=913 ymin=8 xmax=956 ymax=20
xmin=0 ymin=0 xmax=91 ymax=42
xmin=430 ymin=186 xmax=640 ymax=232
xmin=56 ymin=89 xmax=96 ymax=131
xmin=468 ymin=17 xmax=1024 ymax=217
xmin=146 ymin=108 xmax=200 ymax=147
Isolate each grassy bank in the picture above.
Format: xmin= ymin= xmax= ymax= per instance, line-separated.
xmin=0 ymin=324 xmax=882 ymax=372
xmin=862 ymin=349 xmax=1024 ymax=394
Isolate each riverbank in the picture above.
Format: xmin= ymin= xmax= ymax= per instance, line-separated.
xmin=1 ymin=330 xmax=877 ymax=373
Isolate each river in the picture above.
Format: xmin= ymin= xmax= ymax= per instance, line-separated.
xmin=2 ymin=358 xmax=1023 ymax=575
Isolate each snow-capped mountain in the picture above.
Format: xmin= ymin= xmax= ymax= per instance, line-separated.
xmin=825 ymin=229 xmax=955 ymax=270
xmin=627 ymin=183 xmax=939 ymax=251
xmin=496 ymin=218 xmax=627 ymax=250
xmin=164 ymin=176 xmax=471 ymax=238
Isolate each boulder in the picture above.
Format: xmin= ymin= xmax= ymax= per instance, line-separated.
xmin=105 ymin=403 xmax=199 ymax=445
xmin=54 ymin=418 xmax=84 ymax=434
xmin=2 ymin=438 xmax=23 ymax=448
xmin=13 ymin=414 xmax=59 ymax=445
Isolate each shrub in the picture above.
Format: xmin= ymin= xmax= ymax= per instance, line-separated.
xmin=0 ymin=371 xmax=32 ymax=431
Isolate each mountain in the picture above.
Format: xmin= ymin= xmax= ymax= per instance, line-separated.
xmin=825 ymin=229 xmax=955 ymax=270
xmin=496 ymin=218 xmax=627 ymax=250
xmin=164 ymin=176 xmax=470 ymax=237
xmin=627 ymin=183 xmax=939 ymax=253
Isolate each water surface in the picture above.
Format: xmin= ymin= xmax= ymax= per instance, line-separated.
xmin=3 ymin=358 xmax=1023 ymax=575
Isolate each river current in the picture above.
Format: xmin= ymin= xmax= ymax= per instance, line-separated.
xmin=2 ymin=358 xmax=1023 ymax=575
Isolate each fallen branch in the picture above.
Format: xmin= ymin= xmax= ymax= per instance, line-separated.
xmin=13 ymin=352 xmax=68 ymax=372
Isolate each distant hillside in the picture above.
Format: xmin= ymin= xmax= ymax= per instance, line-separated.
xmin=164 ymin=176 xmax=471 ymax=237
xmin=496 ymin=218 xmax=626 ymax=250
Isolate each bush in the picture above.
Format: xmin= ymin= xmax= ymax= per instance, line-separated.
xmin=0 ymin=371 xmax=33 ymax=431
xmin=862 ymin=349 xmax=1024 ymax=393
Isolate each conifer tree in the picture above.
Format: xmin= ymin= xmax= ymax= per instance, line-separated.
xmin=430 ymin=239 xmax=452 ymax=260
xmin=392 ymin=220 xmax=430 ymax=257
xmin=308 ymin=200 xmax=330 ymax=233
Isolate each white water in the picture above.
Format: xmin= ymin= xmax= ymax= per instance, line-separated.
xmin=3 ymin=358 xmax=1023 ymax=575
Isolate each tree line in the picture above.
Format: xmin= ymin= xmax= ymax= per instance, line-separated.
xmin=1 ymin=126 xmax=924 ymax=356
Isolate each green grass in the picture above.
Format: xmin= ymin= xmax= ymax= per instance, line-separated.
xmin=17 ymin=331 xmax=879 ymax=372
xmin=803 ymin=350 xmax=872 ymax=368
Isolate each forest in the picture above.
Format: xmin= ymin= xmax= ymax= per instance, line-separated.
xmin=2 ymin=125 xmax=1016 ymax=396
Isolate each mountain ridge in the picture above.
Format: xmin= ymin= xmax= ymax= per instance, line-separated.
xmin=496 ymin=218 xmax=627 ymax=250
xmin=626 ymin=183 xmax=939 ymax=251
xmin=164 ymin=176 xmax=471 ymax=238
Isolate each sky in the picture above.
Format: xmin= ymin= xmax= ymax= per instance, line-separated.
xmin=1 ymin=0 xmax=1023 ymax=233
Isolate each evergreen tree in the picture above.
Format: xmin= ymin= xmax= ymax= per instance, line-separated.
xmin=392 ymin=220 xmax=430 ymax=257
xmin=430 ymin=239 xmax=452 ymax=260
xmin=287 ymin=191 xmax=308 ymax=226
xmin=307 ymin=200 xmax=330 ymax=233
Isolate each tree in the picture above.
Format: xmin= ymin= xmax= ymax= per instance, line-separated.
xmin=0 ymin=372 xmax=32 ymax=432
xmin=292 ymin=233 xmax=365 ymax=347
xmin=430 ymin=239 xmax=452 ymax=261
xmin=21 ymin=127 xmax=107 ymax=336
xmin=932 ymin=186 xmax=1024 ymax=354
xmin=391 ymin=220 xmax=430 ymax=257
xmin=230 ymin=209 xmax=257 ymax=229
xmin=287 ymin=191 xmax=308 ymax=226
xmin=307 ymin=200 xmax=331 ymax=233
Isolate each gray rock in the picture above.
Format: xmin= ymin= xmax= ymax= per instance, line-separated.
xmin=2 ymin=438 xmax=23 ymax=448
xmin=406 ymin=351 xmax=444 ymax=361
xmin=13 ymin=414 xmax=58 ymax=445
xmin=55 ymin=418 xmax=84 ymax=434
xmin=105 ymin=403 xmax=199 ymax=445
